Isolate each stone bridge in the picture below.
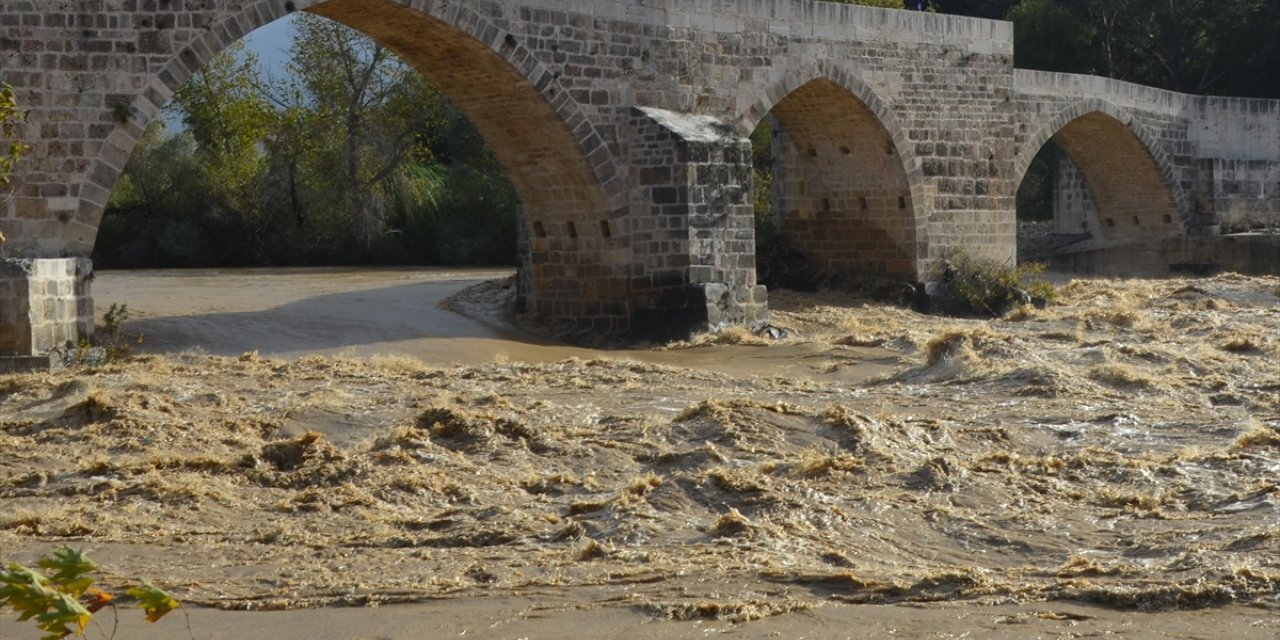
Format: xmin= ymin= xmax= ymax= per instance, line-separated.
xmin=2 ymin=0 xmax=1278 ymax=355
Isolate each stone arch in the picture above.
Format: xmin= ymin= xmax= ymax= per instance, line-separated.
xmin=739 ymin=63 xmax=924 ymax=281
xmin=1015 ymin=99 xmax=1188 ymax=241
xmin=80 ymin=0 xmax=626 ymax=321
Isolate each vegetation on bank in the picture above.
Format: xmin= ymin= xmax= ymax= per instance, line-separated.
xmin=932 ymin=254 xmax=1058 ymax=317
xmin=98 ymin=15 xmax=516 ymax=269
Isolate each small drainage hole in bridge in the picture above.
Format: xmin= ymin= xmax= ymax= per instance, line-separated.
xmin=1132 ymin=216 xmax=1140 ymax=226
xmin=1105 ymin=218 xmax=1116 ymax=228
xmin=533 ymin=221 xmax=547 ymax=238
xmin=821 ymin=198 xmax=832 ymax=211
xmin=807 ymin=147 xmax=817 ymax=157
xmin=599 ymin=220 xmax=612 ymax=238
xmin=1163 ymin=214 xmax=1174 ymax=224
xmin=898 ymin=196 xmax=907 ymax=209
xmin=840 ymin=145 xmax=851 ymax=155
xmin=567 ymin=221 xmax=578 ymax=239
xmin=859 ymin=196 xmax=868 ymax=211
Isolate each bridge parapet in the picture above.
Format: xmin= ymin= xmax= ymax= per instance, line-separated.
xmin=1014 ymin=69 xmax=1191 ymax=114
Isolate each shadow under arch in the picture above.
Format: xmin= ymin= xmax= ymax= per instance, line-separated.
xmin=740 ymin=66 xmax=924 ymax=282
xmin=1015 ymin=99 xmax=1188 ymax=242
xmin=84 ymin=0 xmax=625 ymax=321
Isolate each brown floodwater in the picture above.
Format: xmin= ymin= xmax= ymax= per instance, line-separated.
xmin=2 ymin=268 xmax=1280 ymax=638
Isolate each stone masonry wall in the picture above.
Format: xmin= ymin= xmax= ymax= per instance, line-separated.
xmin=1013 ymin=72 xmax=1193 ymax=244
xmin=501 ymin=1 xmax=1020 ymax=279
xmin=1014 ymin=70 xmax=1280 ymax=240
xmin=1198 ymin=159 xmax=1280 ymax=232
xmin=689 ymin=6 xmax=1019 ymax=276
xmin=2 ymin=0 xmax=1019 ymax=286
xmin=769 ymin=80 xmax=916 ymax=282
xmin=1052 ymin=155 xmax=1099 ymax=235
xmin=0 ymin=258 xmax=93 ymax=355
xmin=626 ymin=107 xmax=766 ymax=339
xmin=1195 ymin=98 xmax=1280 ymax=232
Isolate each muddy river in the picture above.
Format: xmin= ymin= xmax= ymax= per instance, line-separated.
xmin=2 ymin=268 xmax=1280 ymax=638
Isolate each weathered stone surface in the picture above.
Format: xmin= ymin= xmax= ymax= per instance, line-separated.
xmin=0 ymin=0 xmax=1277 ymax=351
xmin=1012 ymin=70 xmax=1280 ymax=242
xmin=627 ymin=106 xmax=767 ymax=338
xmin=0 ymin=258 xmax=93 ymax=355
xmin=0 ymin=353 xmax=58 ymax=373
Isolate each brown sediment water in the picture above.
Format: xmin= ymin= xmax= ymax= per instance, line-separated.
xmin=2 ymin=268 xmax=1280 ymax=637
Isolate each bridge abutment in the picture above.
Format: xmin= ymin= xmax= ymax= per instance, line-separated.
xmin=0 ymin=258 xmax=93 ymax=357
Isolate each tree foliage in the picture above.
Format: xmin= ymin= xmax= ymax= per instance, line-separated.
xmin=171 ymin=42 xmax=273 ymax=226
xmin=1008 ymin=0 xmax=1093 ymax=75
xmin=280 ymin=16 xmax=438 ymax=253
xmin=820 ymin=0 xmax=1280 ymax=99
xmin=0 ymin=81 xmax=28 ymax=193
xmin=936 ymin=0 xmax=1280 ymax=99
xmin=99 ymin=14 xmax=517 ymax=269
xmin=829 ymin=0 xmax=908 ymax=8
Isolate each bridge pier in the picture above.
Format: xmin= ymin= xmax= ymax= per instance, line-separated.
xmin=0 ymin=258 xmax=93 ymax=357
xmin=624 ymin=107 xmax=768 ymax=340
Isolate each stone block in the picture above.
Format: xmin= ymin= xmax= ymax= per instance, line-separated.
xmin=0 ymin=354 xmax=57 ymax=373
xmin=0 ymin=258 xmax=92 ymax=356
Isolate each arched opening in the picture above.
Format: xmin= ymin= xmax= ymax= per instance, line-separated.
xmin=1016 ymin=110 xmax=1183 ymax=260
xmin=97 ymin=13 xmax=519 ymax=269
xmin=90 ymin=0 xmax=621 ymax=326
xmin=749 ymin=78 xmax=917 ymax=291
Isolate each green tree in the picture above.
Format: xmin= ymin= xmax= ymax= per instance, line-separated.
xmin=99 ymin=120 xmax=227 ymax=267
xmin=280 ymin=14 xmax=441 ymax=257
xmin=998 ymin=0 xmax=1280 ymax=99
xmin=1115 ymin=0 xmax=1275 ymax=96
xmin=1008 ymin=0 xmax=1095 ymax=73
xmin=934 ymin=0 xmax=1017 ymax=18
xmin=829 ymin=0 xmax=907 ymax=7
xmin=100 ymin=14 xmax=522 ymax=268
xmin=170 ymin=42 xmax=273 ymax=220
xmin=0 ymin=82 xmax=27 ymax=193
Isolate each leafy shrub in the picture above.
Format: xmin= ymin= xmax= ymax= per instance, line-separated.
xmin=54 ymin=303 xmax=138 ymax=367
xmin=933 ymin=253 xmax=1058 ymax=317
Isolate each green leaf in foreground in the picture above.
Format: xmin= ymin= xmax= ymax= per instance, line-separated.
xmin=36 ymin=547 xmax=98 ymax=597
xmin=127 ymin=581 xmax=180 ymax=623
xmin=34 ymin=593 xmax=91 ymax=640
